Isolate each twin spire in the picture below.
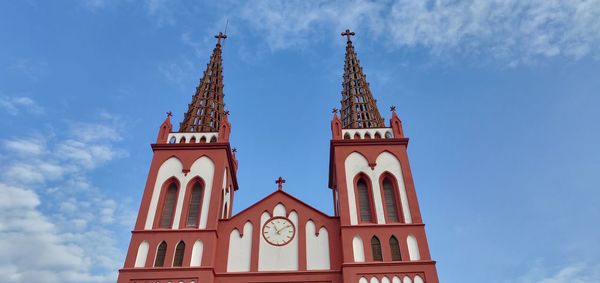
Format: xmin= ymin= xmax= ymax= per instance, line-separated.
xmin=179 ymin=32 xmax=228 ymax=133
xmin=178 ymin=29 xmax=386 ymax=133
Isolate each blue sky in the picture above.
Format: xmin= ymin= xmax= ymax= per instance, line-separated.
xmin=1 ymin=1 xmax=600 ymax=282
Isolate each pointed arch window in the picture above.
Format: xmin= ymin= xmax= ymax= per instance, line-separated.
xmin=371 ymin=236 xmax=383 ymax=261
xmin=185 ymin=181 xmax=203 ymax=227
xmin=390 ymin=236 xmax=402 ymax=261
xmin=154 ymin=241 xmax=167 ymax=267
xmin=159 ymin=182 xmax=178 ymax=228
xmin=173 ymin=241 xmax=185 ymax=267
xmin=382 ymin=176 xmax=401 ymax=222
xmin=357 ymin=177 xmax=373 ymax=223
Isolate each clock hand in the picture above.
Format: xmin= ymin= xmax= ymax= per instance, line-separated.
xmin=276 ymin=224 xmax=292 ymax=233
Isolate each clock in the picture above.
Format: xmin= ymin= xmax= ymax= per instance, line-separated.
xmin=262 ymin=216 xmax=296 ymax=246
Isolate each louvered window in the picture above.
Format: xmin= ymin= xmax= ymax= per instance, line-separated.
xmin=154 ymin=242 xmax=167 ymax=267
xmin=390 ymin=236 xmax=402 ymax=261
xmin=173 ymin=241 xmax=185 ymax=267
xmin=159 ymin=183 xmax=178 ymax=228
xmin=371 ymin=236 xmax=383 ymax=261
xmin=383 ymin=177 xmax=400 ymax=222
xmin=357 ymin=178 xmax=373 ymax=222
xmin=186 ymin=182 xmax=203 ymax=227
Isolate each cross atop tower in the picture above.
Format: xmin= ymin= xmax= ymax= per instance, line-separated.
xmin=341 ymin=29 xmax=355 ymax=43
xmin=275 ymin=176 xmax=286 ymax=190
xmin=215 ymin=32 xmax=227 ymax=46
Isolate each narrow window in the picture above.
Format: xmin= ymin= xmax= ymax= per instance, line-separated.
xmin=154 ymin=241 xmax=167 ymax=267
xmin=357 ymin=178 xmax=373 ymax=222
xmin=159 ymin=182 xmax=178 ymax=228
xmin=371 ymin=236 xmax=383 ymax=261
xmin=382 ymin=177 xmax=400 ymax=222
xmin=186 ymin=182 xmax=203 ymax=227
xmin=173 ymin=241 xmax=185 ymax=267
xmin=390 ymin=236 xmax=402 ymax=261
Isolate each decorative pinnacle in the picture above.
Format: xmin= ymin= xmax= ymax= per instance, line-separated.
xmin=232 ymin=147 xmax=237 ymax=153
xmin=215 ymin=32 xmax=227 ymax=46
xmin=390 ymin=105 xmax=396 ymax=112
xmin=332 ymin=107 xmax=339 ymax=114
xmin=166 ymin=111 xmax=173 ymax=118
xmin=275 ymin=176 xmax=286 ymax=190
xmin=224 ymin=110 xmax=230 ymax=116
xmin=341 ymin=29 xmax=355 ymax=43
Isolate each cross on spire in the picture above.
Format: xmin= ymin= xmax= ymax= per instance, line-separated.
xmin=166 ymin=111 xmax=172 ymax=118
xmin=275 ymin=176 xmax=286 ymax=190
xmin=341 ymin=29 xmax=355 ymax=43
xmin=215 ymin=32 xmax=227 ymax=45
xmin=390 ymin=105 xmax=397 ymax=112
xmin=332 ymin=107 xmax=339 ymax=114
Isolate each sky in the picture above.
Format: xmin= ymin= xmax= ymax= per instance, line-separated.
xmin=1 ymin=0 xmax=600 ymax=282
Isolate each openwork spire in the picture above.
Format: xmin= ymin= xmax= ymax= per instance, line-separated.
xmin=179 ymin=32 xmax=228 ymax=132
xmin=339 ymin=29 xmax=385 ymax=129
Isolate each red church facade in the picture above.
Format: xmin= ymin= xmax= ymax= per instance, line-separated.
xmin=117 ymin=30 xmax=440 ymax=283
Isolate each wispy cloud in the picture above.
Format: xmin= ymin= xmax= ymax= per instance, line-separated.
xmin=516 ymin=262 xmax=600 ymax=283
xmin=0 ymin=96 xmax=43 ymax=116
xmin=232 ymin=0 xmax=600 ymax=64
xmin=7 ymin=58 xmax=48 ymax=81
xmin=0 ymin=117 xmax=131 ymax=283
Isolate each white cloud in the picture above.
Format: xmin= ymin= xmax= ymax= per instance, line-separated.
xmin=7 ymin=59 xmax=48 ymax=81
xmin=516 ymin=262 xmax=600 ymax=283
xmin=0 ymin=96 xmax=43 ymax=116
xmin=232 ymin=0 xmax=600 ymax=64
xmin=3 ymin=138 xmax=45 ymax=155
xmin=0 ymin=118 xmax=130 ymax=283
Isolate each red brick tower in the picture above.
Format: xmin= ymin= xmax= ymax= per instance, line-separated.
xmin=117 ymin=32 xmax=238 ymax=283
xmin=329 ymin=29 xmax=440 ymax=283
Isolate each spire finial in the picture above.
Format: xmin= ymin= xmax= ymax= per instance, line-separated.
xmin=390 ymin=105 xmax=396 ymax=112
xmin=332 ymin=107 xmax=339 ymax=114
xmin=341 ymin=29 xmax=355 ymax=43
xmin=215 ymin=32 xmax=227 ymax=46
xmin=275 ymin=176 xmax=286 ymax=190
xmin=166 ymin=111 xmax=173 ymax=118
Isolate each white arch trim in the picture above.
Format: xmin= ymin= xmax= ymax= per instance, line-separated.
xmin=134 ymin=241 xmax=149 ymax=267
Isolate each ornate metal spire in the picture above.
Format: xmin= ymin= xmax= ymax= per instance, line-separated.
xmin=179 ymin=32 xmax=228 ymax=132
xmin=339 ymin=29 xmax=385 ymax=129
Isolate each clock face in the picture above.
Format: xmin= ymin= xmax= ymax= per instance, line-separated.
xmin=262 ymin=216 xmax=296 ymax=246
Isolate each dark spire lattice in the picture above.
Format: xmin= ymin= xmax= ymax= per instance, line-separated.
xmin=179 ymin=32 xmax=228 ymax=133
xmin=339 ymin=29 xmax=385 ymax=129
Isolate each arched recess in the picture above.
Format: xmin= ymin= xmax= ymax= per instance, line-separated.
xmin=134 ymin=241 xmax=149 ymax=267
xmin=381 ymin=276 xmax=391 ymax=283
xmin=156 ymin=179 xmax=179 ymax=229
xmin=407 ymin=234 xmax=421 ymax=261
xmin=154 ymin=241 xmax=167 ymax=267
xmin=355 ymin=174 xmax=376 ymax=223
xmin=370 ymin=277 xmax=380 ymax=283
xmin=145 ymin=157 xmax=183 ymax=229
xmin=389 ymin=235 xmax=402 ymax=261
xmin=380 ymin=173 xmax=402 ymax=223
xmin=371 ymin=236 xmax=383 ymax=261
xmin=182 ymin=177 xmax=205 ymax=228
xmin=173 ymin=241 xmax=185 ymax=267
xmin=352 ymin=235 xmax=365 ymax=262
xmin=273 ymin=203 xmax=286 ymax=216
xmin=374 ymin=151 xmax=412 ymax=223
xmin=190 ymin=240 xmax=203 ymax=267
xmin=344 ymin=152 xmax=369 ymax=225
xmin=306 ymin=220 xmax=330 ymax=270
xmin=227 ymin=221 xmax=253 ymax=272
xmin=413 ymin=276 xmax=424 ymax=283
xmin=392 ymin=276 xmax=401 ymax=283
xmin=359 ymin=278 xmax=368 ymax=283
xmin=402 ymin=276 xmax=412 ymax=283
xmin=178 ymin=156 xmax=215 ymax=229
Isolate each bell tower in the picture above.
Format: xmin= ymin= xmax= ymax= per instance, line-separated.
xmin=117 ymin=32 xmax=238 ymax=283
xmin=329 ymin=30 xmax=440 ymax=283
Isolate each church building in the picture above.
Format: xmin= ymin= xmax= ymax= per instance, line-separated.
xmin=117 ymin=30 xmax=440 ymax=283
